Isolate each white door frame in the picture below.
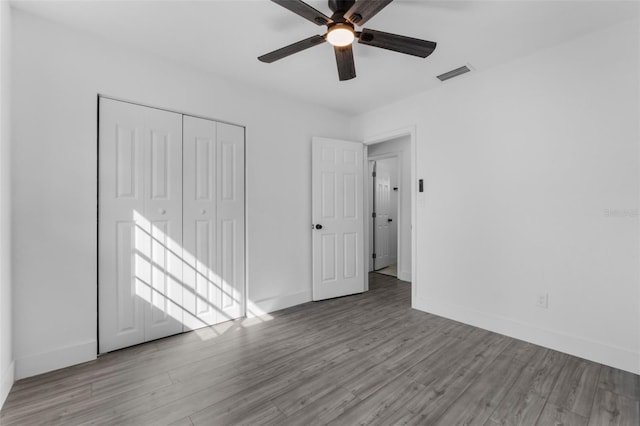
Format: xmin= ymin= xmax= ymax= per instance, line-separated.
xmin=363 ymin=126 xmax=417 ymax=307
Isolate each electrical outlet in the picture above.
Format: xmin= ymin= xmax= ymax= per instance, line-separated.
xmin=536 ymin=293 xmax=549 ymax=309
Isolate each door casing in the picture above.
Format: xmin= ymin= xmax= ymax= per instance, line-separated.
xmin=363 ymin=126 xmax=417 ymax=306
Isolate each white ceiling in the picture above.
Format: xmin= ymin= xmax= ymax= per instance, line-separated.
xmin=10 ymin=0 xmax=639 ymax=115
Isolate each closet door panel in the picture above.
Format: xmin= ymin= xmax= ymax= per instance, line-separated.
xmin=99 ymin=99 xmax=183 ymax=352
xmin=217 ymin=123 xmax=245 ymax=321
xmin=99 ymin=99 xmax=146 ymax=353
xmin=183 ymin=116 xmax=219 ymax=329
xmin=143 ymin=108 xmax=184 ymax=341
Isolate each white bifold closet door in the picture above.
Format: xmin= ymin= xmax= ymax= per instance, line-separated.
xmin=182 ymin=116 xmax=245 ymax=330
xmin=99 ymin=98 xmax=244 ymax=354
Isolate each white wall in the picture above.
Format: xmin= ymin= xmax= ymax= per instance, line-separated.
xmin=369 ymin=137 xmax=412 ymax=281
xmin=0 ymin=0 xmax=14 ymax=408
xmin=352 ymin=19 xmax=640 ymax=374
xmin=11 ymin=10 xmax=351 ymax=379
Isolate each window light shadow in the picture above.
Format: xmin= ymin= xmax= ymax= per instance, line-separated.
xmin=129 ymin=210 xmax=272 ymax=344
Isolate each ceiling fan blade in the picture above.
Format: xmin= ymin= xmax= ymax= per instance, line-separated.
xmin=271 ymin=0 xmax=333 ymax=26
xmin=344 ymin=0 xmax=394 ymax=26
xmin=358 ymin=28 xmax=436 ymax=58
xmin=334 ymin=44 xmax=356 ymax=81
xmin=258 ymin=35 xmax=327 ymax=63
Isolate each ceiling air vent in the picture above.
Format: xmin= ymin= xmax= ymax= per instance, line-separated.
xmin=437 ymin=65 xmax=471 ymax=82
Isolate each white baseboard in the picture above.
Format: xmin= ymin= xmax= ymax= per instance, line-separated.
xmin=0 ymin=360 xmax=14 ymax=409
xmin=246 ymin=290 xmax=311 ymax=317
xmin=15 ymin=340 xmax=97 ymax=380
xmin=398 ymin=270 xmax=411 ymax=282
xmin=414 ymin=296 xmax=640 ymax=375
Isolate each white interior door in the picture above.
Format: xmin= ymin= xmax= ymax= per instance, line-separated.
xmin=99 ymin=98 xmax=183 ymax=353
xmin=312 ymin=137 xmax=365 ymax=300
xmin=183 ymin=117 xmax=245 ymax=328
xmin=374 ymin=160 xmax=392 ymax=270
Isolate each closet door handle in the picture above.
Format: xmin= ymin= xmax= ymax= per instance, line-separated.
xmin=315 ymin=224 xmax=323 ymax=230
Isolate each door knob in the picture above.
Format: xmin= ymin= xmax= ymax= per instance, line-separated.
xmin=159 ymin=209 xmax=166 ymax=215
xmin=315 ymin=224 xmax=323 ymax=230
xmin=388 ymin=218 xmax=393 ymax=222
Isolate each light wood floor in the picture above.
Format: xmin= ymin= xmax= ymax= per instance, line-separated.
xmin=1 ymin=273 xmax=639 ymax=425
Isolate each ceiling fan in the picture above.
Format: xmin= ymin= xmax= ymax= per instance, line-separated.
xmin=258 ymin=0 xmax=437 ymax=81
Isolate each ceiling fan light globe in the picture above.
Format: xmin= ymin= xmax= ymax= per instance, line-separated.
xmin=327 ymin=26 xmax=355 ymax=47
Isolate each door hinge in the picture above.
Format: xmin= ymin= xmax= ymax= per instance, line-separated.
xmin=372 ymin=212 xmax=376 ymax=218
xmin=372 ymin=253 xmax=377 ymax=259
xmin=372 ymin=172 xmax=376 ymax=178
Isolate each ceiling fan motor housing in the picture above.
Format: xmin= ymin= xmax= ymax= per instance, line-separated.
xmin=329 ymin=0 xmax=356 ymax=14
xmin=329 ymin=0 xmax=364 ymax=24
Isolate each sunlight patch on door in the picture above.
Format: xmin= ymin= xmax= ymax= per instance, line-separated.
xmin=131 ymin=210 xmax=267 ymax=342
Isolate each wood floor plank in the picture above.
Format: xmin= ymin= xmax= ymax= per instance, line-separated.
xmin=599 ymin=365 xmax=640 ymax=401
xmin=0 ymin=383 xmax=92 ymax=424
xmin=65 ymin=373 xmax=249 ymax=425
xmin=190 ymin=400 xmax=286 ymax=426
xmin=90 ymin=371 xmax=173 ymax=399
xmin=404 ymin=328 xmax=509 ymax=389
xmin=274 ymin=386 xmax=360 ymax=425
xmin=341 ymin=364 xmax=401 ymax=400
xmin=428 ymin=340 xmax=538 ymax=426
xmin=485 ymin=393 xmax=547 ymax=426
xmin=485 ymin=348 xmax=566 ymax=426
xmin=359 ymin=320 xmax=450 ymax=366
xmin=546 ymin=357 xmax=602 ymax=418
xmin=327 ymin=374 xmax=426 ymax=425
xmin=127 ymin=338 xmax=371 ymax=425
xmin=266 ymin=347 xmax=378 ymax=417
xmin=167 ymin=416 xmax=194 ymax=426
xmin=536 ymin=403 xmax=589 ymax=426
xmin=587 ymin=388 xmax=640 ymax=426
xmin=381 ymin=332 xmax=456 ymax=373
xmin=1 ymin=274 xmax=637 ymax=426
xmin=395 ymin=333 xmax=512 ymax=424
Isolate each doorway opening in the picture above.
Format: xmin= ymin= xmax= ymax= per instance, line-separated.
xmin=365 ymin=132 xmax=413 ymax=285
